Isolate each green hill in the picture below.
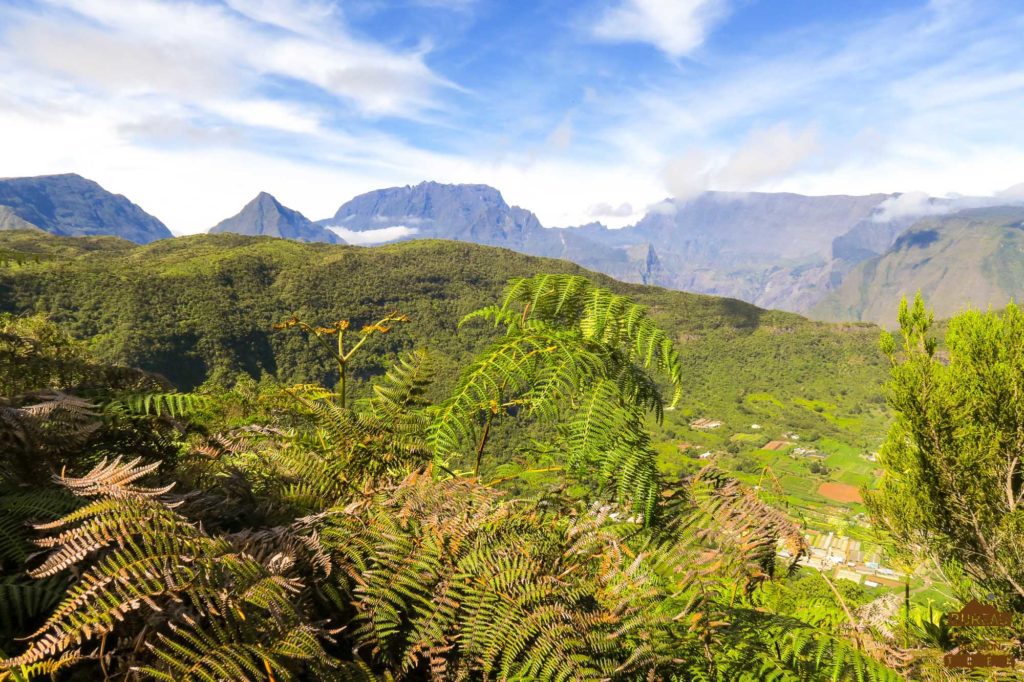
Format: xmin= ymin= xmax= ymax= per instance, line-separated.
xmin=813 ymin=207 xmax=1024 ymax=327
xmin=0 ymin=230 xmax=893 ymax=496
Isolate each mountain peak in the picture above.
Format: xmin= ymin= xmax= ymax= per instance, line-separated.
xmin=325 ymin=181 xmax=536 ymax=247
xmin=252 ymin=191 xmax=279 ymax=204
xmin=210 ymin=193 xmax=342 ymax=244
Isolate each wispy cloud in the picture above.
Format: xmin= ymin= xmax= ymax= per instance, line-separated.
xmin=0 ymin=0 xmax=1022 ymax=235
xmin=591 ymin=0 xmax=729 ymax=58
xmin=663 ymin=125 xmax=820 ymax=199
xmin=7 ymin=0 xmax=452 ymax=118
xmin=597 ymin=0 xmax=1024 ymax=201
xmin=870 ymin=186 xmax=1024 ymax=223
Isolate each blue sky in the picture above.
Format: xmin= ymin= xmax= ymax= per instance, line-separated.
xmin=0 ymin=0 xmax=1022 ymax=234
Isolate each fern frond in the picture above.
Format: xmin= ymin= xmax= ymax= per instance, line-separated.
xmin=558 ymin=380 xmax=660 ymax=517
xmin=687 ymin=467 xmax=808 ymax=581
xmin=428 ymin=331 xmax=573 ymax=464
xmin=493 ymin=274 xmax=684 ymax=407
xmin=365 ymin=349 xmax=434 ymax=420
xmin=0 ymin=393 xmax=101 ymax=469
xmin=138 ymin=620 xmax=330 ymax=682
xmin=57 ymin=456 xmax=174 ymax=500
xmin=106 ymin=391 xmax=212 ymax=418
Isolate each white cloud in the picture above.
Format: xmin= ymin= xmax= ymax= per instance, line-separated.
xmin=717 ymin=125 xmax=820 ymax=188
xmin=869 ymin=185 xmax=1024 ymax=223
xmin=588 ymin=201 xmax=633 ymax=218
xmin=221 ymin=0 xmax=337 ymax=37
xmin=662 ymin=149 xmax=713 ymax=200
xmin=647 ymin=200 xmax=677 ymax=216
xmin=9 ymin=0 xmax=450 ymax=118
xmin=662 ymin=125 xmax=820 ymax=199
xmin=592 ymin=0 xmax=729 ymax=58
xmin=327 ymin=225 xmax=420 ymax=245
xmin=870 ymin=192 xmax=946 ymax=222
xmin=205 ymin=99 xmax=324 ymax=134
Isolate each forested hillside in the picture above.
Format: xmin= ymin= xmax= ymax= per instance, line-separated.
xmin=0 ymin=230 xmax=891 ymax=451
xmin=814 ymin=207 xmax=1024 ymax=326
xmin=5 ymin=230 xmax=1024 ymax=678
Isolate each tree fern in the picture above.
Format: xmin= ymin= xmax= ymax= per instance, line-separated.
xmin=430 ymin=274 xmax=684 ymax=516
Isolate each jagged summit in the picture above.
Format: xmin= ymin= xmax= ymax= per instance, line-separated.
xmin=323 ymin=181 xmax=545 ymax=249
xmin=210 ymin=192 xmax=343 ymax=244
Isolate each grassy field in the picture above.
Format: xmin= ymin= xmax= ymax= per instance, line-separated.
xmin=653 ymin=388 xmax=886 ymax=534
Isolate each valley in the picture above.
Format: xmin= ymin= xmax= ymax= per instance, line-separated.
xmin=0 ymin=229 xmax=891 ymax=532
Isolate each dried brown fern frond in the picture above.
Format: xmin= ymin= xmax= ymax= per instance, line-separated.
xmin=58 ymin=456 xmax=174 ymax=500
xmin=0 ymin=393 xmax=101 ymax=458
xmin=687 ymin=466 xmax=808 ymax=581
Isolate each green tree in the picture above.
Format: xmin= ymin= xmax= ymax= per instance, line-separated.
xmin=868 ymin=295 xmax=1024 ymax=610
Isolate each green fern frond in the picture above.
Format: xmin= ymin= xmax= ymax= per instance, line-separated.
xmin=428 ymin=331 xmax=573 ymax=465
xmin=365 ymin=348 xmax=434 ymax=420
xmin=494 ymin=274 xmax=684 ymax=407
xmin=107 ymin=391 xmax=212 ymax=418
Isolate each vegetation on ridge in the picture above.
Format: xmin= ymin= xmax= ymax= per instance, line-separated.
xmin=3 ymin=261 xmax=1024 ymax=677
xmin=0 ymin=275 xmax=908 ymax=680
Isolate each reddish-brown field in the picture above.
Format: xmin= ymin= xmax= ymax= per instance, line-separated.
xmin=817 ymin=482 xmax=863 ymax=503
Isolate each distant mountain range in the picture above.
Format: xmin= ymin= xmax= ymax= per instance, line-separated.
xmin=0 ymin=174 xmax=171 ymax=243
xmin=2 ymin=172 xmax=1022 ymax=324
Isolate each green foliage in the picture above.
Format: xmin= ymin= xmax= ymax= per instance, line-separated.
xmin=0 ymin=313 xmax=155 ymax=396
xmin=0 ymin=231 xmax=888 ymax=442
xmin=867 ymin=295 xmax=1024 ymax=613
xmin=430 ymin=274 xmax=683 ymax=518
xmin=0 ymin=267 xmax=907 ymax=681
xmin=106 ymin=390 xmax=213 ymax=418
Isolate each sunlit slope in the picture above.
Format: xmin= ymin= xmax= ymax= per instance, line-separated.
xmin=0 ymin=230 xmax=890 ymax=447
xmin=813 ymin=207 xmax=1024 ymax=327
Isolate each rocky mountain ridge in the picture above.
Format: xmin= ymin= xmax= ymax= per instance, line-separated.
xmin=3 ymin=172 xmax=1023 ymax=320
xmin=0 ymin=173 xmax=172 ymax=243
xmin=813 ymin=206 xmax=1024 ymax=326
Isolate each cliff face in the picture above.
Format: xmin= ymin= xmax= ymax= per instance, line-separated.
xmin=321 ymin=184 xmax=898 ymax=311
xmin=325 ymin=181 xmax=546 ymax=249
xmin=0 ymin=173 xmax=172 ymax=243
